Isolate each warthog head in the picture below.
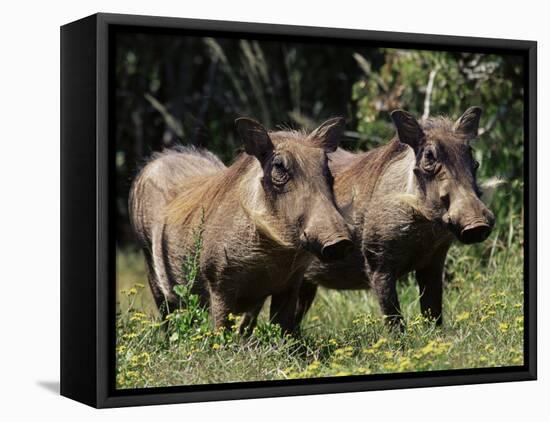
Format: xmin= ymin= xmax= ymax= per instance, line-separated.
xmin=236 ymin=117 xmax=353 ymax=261
xmin=391 ymin=107 xmax=495 ymax=244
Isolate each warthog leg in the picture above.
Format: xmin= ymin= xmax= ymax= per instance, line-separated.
xmin=209 ymin=288 xmax=234 ymax=331
xmin=294 ymin=282 xmax=318 ymax=329
xmin=369 ymin=270 xmax=404 ymax=330
xmin=269 ymin=283 xmax=302 ymax=335
xmin=415 ymin=246 xmax=448 ymax=325
xmin=238 ymin=302 xmax=264 ymax=336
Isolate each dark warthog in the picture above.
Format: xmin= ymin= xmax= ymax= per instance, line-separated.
xmin=129 ymin=118 xmax=352 ymax=333
xmin=294 ymin=107 xmax=495 ymax=329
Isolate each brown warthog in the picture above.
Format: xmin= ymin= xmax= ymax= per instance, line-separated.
xmin=129 ymin=117 xmax=352 ymax=333
xmin=293 ymin=107 xmax=495 ymax=329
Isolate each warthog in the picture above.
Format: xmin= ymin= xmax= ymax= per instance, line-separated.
xmin=129 ymin=117 xmax=352 ymax=333
xmin=293 ymin=107 xmax=495 ymax=329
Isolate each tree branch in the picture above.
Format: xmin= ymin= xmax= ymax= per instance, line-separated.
xmin=144 ymin=93 xmax=184 ymax=140
xmin=422 ymin=66 xmax=439 ymax=121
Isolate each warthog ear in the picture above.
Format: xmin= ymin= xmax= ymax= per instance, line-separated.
xmin=235 ymin=117 xmax=274 ymax=165
xmin=307 ymin=117 xmax=346 ymax=152
xmin=390 ymin=110 xmax=425 ymax=153
xmin=454 ymin=106 xmax=483 ymax=141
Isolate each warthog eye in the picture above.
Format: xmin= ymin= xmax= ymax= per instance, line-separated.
xmin=271 ymin=155 xmax=290 ymax=187
xmin=473 ymin=160 xmax=480 ymax=171
xmin=421 ymin=147 xmax=437 ymax=173
xmin=425 ymin=149 xmax=435 ymax=162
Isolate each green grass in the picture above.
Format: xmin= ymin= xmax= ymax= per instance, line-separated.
xmin=115 ymin=213 xmax=524 ymax=389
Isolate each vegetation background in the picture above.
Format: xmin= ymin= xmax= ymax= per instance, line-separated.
xmin=114 ymin=30 xmax=525 ymax=388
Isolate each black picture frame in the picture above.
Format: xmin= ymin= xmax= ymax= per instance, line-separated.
xmin=60 ymin=12 xmax=537 ymax=408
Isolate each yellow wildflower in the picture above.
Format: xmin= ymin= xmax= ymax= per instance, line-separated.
xmin=398 ymin=357 xmax=412 ymax=372
xmin=456 ymin=311 xmax=470 ymax=322
xmin=334 ymin=371 xmax=351 ymax=377
xmin=122 ymin=332 xmax=138 ymax=340
xmin=512 ymin=356 xmax=523 ymax=365
xmin=516 ymin=316 xmax=524 ymax=325
xmin=308 ymin=361 xmax=321 ymax=370
xmin=139 ymin=352 xmax=150 ymax=365
xmin=372 ymin=337 xmax=388 ymax=350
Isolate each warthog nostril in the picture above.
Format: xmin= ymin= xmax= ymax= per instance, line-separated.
xmin=320 ymin=238 xmax=353 ymax=262
xmin=460 ymin=223 xmax=492 ymax=244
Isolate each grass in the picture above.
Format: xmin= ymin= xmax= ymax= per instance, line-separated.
xmin=115 ymin=212 xmax=524 ymax=389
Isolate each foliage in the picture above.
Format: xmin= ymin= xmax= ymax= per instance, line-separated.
xmin=116 ymin=212 xmax=524 ymax=389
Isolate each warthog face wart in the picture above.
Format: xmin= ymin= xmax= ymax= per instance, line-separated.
xmin=391 ymin=107 xmax=495 ymax=244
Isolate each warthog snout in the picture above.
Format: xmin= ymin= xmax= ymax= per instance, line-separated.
xmin=460 ymin=222 xmax=493 ymax=244
xmin=301 ymin=227 xmax=353 ymax=263
xmin=321 ymin=238 xmax=354 ymax=262
xmin=459 ymin=209 xmax=495 ymax=244
xmin=450 ymin=204 xmax=495 ymax=244
xmin=443 ymin=187 xmax=495 ymax=245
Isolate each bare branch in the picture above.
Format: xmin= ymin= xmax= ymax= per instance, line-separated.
xmin=353 ymin=53 xmax=388 ymax=92
xmin=144 ymin=93 xmax=184 ymax=139
xmin=422 ymin=66 xmax=439 ymax=121
xmin=478 ymin=113 xmax=498 ymax=136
